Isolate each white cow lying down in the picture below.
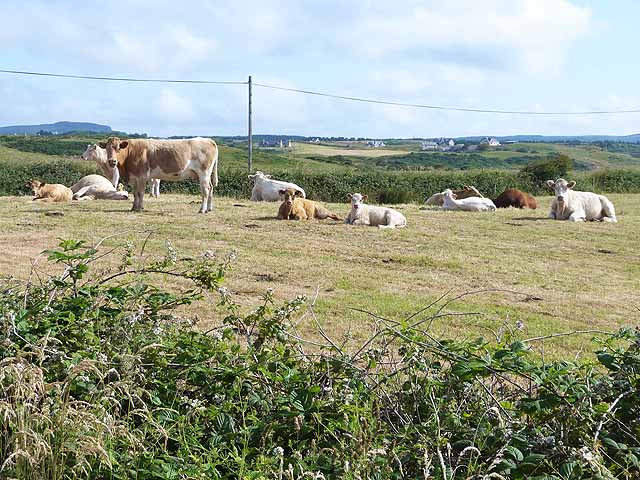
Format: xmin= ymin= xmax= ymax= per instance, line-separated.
xmin=442 ymin=189 xmax=496 ymax=212
xmin=345 ymin=193 xmax=407 ymax=229
xmin=547 ymin=178 xmax=617 ymax=222
xmin=70 ymin=175 xmax=129 ymax=201
xmin=249 ymin=171 xmax=306 ymax=201
xmin=81 ymin=144 xmax=161 ymax=197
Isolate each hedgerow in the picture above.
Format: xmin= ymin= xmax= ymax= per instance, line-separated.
xmin=1 ymin=238 xmax=639 ymax=479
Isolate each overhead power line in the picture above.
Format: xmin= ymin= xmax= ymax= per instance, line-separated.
xmin=0 ymin=69 xmax=247 ymax=85
xmin=254 ymin=82 xmax=640 ymax=115
xmin=2 ymin=68 xmax=640 ymax=115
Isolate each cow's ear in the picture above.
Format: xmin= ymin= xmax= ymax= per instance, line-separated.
xmin=119 ymin=141 xmax=128 ymax=149
xmin=362 ymin=194 xmax=368 ymax=201
xmin=347 ymin=193 xmax=352 ymax=199
xmin=98 ymin=142 xmax=106 ymax=149
xmin=278 ymin=189 xmax=286 ymax=195
xmin=546 ymin=180 xmax=555 ymax=189
xmin=295 ymin=190 xmax=303 ymax=197
xmin=247 ymin=174 xmax=255 ymax=179
xmin=567 ymin=181 xmax=576 ymax=189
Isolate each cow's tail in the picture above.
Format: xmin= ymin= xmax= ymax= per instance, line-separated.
xmin=211 ymin=139 xmax=219 ymax=187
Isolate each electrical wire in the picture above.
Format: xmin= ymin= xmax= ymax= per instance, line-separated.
xmin=0 ymin=69 xmax=246 ymax=85
xmin=254 ymin=82 xmax=640 ymax=115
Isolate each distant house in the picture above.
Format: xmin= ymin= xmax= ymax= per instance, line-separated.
xmin=366 ymin=140 xmax=386 ymax=148
xmin=421 ymin=141 xmax=438 ymax=151
xmin=480 ymin=137 xmax=501 ymax=147
xmin=260 ymin=139 xmax=293 ymax=149
xmin=311 ymin=138 xmax=321 ymax=143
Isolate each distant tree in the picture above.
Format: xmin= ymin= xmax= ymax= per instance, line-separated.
xmin=520 ymin=153 xmax=573 ymax=185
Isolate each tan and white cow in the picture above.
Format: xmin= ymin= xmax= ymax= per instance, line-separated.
xmin=82 ymin=144 xmax=161 ymax=197
xmin=100 ymin=137 xmax=219 ymax=212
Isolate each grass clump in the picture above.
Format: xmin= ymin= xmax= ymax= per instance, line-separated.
xmin=1 ymin=238 xmax=639 ymax=479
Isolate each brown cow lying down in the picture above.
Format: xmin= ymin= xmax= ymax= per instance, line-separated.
xmin=425 ymin=186 xmax=483 ymax=206
xmin=493 ymin=188 xmax=537 ymax=209
xmin=277 ymin=188 xmax=341 ymax=221
xmin=29 ymin=180 xmax=73 ymax=202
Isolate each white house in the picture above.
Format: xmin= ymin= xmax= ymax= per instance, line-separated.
xmin=421 ymin=141 xmax=439 ymax=150
xmin=480 ymin=137 xmax=501 ymax=147
xmin=366 ymin=140 xmax=386 ymax=148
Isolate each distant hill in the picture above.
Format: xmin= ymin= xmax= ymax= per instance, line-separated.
xmin=456 ymin=134 xmax=640 ymax=143
xmin=0 ymin=121 xmax=112 ymax=135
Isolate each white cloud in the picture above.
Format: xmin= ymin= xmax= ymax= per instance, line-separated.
xmin=339 ymin=0 xmax=591 ymax=75
xmin=156 ymin=89 xmax=195 ymax=121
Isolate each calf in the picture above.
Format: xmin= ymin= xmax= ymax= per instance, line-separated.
xmin=29 ymin=180 xmax=73 ymax=202
xmin=425 ymin=186 xmax=483 ymax=206
xmin=250 ymin=171 xmax=305 ymax=201
xmin=546 ymin=178 xmax=616 ymax=222
xmin=277 ymin=188 xmax=341 ymax=221
xmin=345 ymin=193 xmax=407 ymax=229
xmin=70 ymin=174 xmax=129 ymax=201
xmin=493 ymin=188 xmax=537 ymax=209
xmin=82 ymin=144 xmax=161 ymax=197
xmin=442 ymin=189 xmax=496 ymax=212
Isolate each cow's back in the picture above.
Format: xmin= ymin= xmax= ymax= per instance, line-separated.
xmin=122 ymin=138 xmax=217 ymax=179
xmin=70 ymin=175 xmax=114 ymax=193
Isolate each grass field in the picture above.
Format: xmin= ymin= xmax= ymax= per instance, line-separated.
xmin=2 ymin=192 xmax=638 ymax=357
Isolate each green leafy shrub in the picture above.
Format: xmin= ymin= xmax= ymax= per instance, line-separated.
xmin=521 ymin=153 xmax=574 ymax=187
xmin=1 ymin=238 xmax=639 ymax=479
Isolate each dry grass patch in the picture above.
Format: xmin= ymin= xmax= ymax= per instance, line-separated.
xmin=1 ymin=193 xmax=638 ymax=356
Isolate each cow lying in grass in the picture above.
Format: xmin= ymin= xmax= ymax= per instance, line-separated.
xmin=345 ymin=193 xmax=407 ymax=228
xmin=70 ymin=175 xmax=129 ymax=201
xmin=547 ymin=178 xmax=617 ymax=222
xmin=82 ymin=144 xmax=161 ymax=197
xmin=442 ymin=189 xmax=496 ymax=211
xmin=277 ymin=188 xmax=341 ymax=221
xmin=29 ymin=180 xmax=73 ymax=202
xmin=425 ymin=186 xmax=483 ymax=206
xmin=493 ymin=188 xmax=537 ymax=209
xmin=250 ymin=171 xmax=306 ymax=201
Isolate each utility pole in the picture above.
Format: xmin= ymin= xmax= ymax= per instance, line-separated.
xmin=248 ymin=75 xmax=253 ymax=173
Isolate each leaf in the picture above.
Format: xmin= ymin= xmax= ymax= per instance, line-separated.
xmin=505 ymin=445 xmax=524 ymax=462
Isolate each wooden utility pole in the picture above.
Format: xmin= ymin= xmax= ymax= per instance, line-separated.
xmin=248 ymin=75 xmax=253 ymax=173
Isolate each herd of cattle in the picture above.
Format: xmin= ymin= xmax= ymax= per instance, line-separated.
xmin=26 ymin=136 xmax=618 ymax=226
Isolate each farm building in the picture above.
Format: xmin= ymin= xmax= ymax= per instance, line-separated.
xmin=480 ymin=137 xmax=501 ymax=146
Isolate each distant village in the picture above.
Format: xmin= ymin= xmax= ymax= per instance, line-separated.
xmin=259 ymin=136 xmax=503 ymax=152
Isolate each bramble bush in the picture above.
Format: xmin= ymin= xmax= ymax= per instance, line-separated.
xmin=1 ymin=238 xmax=639 ymax=479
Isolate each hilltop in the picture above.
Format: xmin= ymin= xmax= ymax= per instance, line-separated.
xmin=0 ymin=121 xmax=112 ymax=135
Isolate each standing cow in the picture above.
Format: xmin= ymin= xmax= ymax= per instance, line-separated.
xmin=546 ymin=178 xmax=617 ymax=222
xmin=101 ymin=137 xmax=218 ymax=213
xmin=82 ymin=144 xmax=161 ymax=197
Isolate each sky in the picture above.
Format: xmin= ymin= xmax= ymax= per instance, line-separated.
xmin=1 ymin=0 xmax=639 ymax=138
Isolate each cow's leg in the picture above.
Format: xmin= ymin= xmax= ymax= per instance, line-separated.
xmin=206 ymin=179 xmax=214 ymax=212
xmin=198 ymin=177 xmax=211 ymax=213
xmin=568 ymin=211 xmax=585 ymax=222
xmin=132 ymin=178 xmax=146 ymax=211
xmin=548 ymin=210 xmax=557 ymax=220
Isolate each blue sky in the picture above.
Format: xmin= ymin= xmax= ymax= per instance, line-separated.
xmin=1 ymin=0 xmax=638 ymax=138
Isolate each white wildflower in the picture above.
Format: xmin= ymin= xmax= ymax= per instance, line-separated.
xmin=273 ymin=446 xmax=284 ymax=457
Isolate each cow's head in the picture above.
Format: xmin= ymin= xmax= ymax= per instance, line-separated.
xmin=464 ymin=185 xmax=481 ymax=196
xmin=99 ymin=137 xmax=128 ymax=168
xmin=81 ymin=144 xmax=98 ymax=161
xmin=28 ymin=179 xmax=44 ymax=194
xmin=248 ymin=171 xmax=271 ymax=180
xmin=443 ymin=188 xmax=456 ymax=200
xmin=348 ymin=193 xmax=368 ymax=210
xmin=546 ymin=178 xmax=575 ymax=204
xmin=279 ymin=188 xmax=302 ymax=207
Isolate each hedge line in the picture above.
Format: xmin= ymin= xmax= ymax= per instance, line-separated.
xmin=4 ymin=159 xmax=640 ymax=202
